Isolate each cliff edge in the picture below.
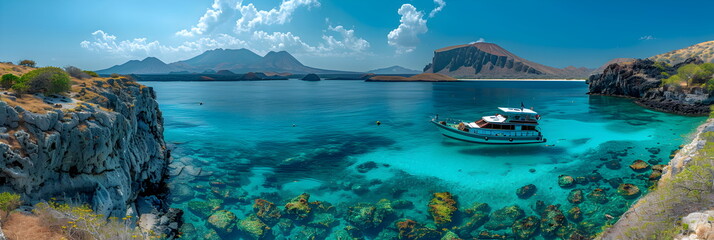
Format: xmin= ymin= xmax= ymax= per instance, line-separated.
xmin=0 ymin=67 xmax=171 ymax=220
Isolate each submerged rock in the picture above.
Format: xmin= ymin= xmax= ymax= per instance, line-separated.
xmin=464 ymin=202 xmax=491 ymax=216
xmin=428 ymin=192 xmax=458 ymax=226
xmin=396 ymin=219 xmax=441 ymax=240
xmin=254 ymin=199 xmax=282 ymax=226
xmin=345 ymin=199 xmax=395 ymax=230
xmin=308 ymin=213 xmax=338 ymax=228
xmin=511 ymin=216 xmax=540 ymax=239
xmin=587 ymin=188 xmax=609 ymax=204
xmin=516 ymin=184 xmax=537 ymax=199
xmin=566 ymin=206 xmax=582 ymax=222
xmin=557 ymin=175 xmax=575 ymax=188
xmin=585 ymin=172 xmax=603 ymax=182
xmin=456 ymin=202 xmax=490 ymax=236
xmin=356 ymin=161 xmax=378 ymax=173
xmin=284 ymin=193 xmax=312 ymax=220
xmin=605 ymin=160 xmax=621 ymax=170
xmin=539 ymin=205 xmax=566 ymax=238
xmin=392 ymin=200 xmax=414 ymax=209
xmin=567 ymin=189 xmax=584 ymax=204
xmin=188 ymin=200 xmax=216 ymax=218
xmin=440 ymin=230 xmax=460 ymax=240
xmin=485 ymin=205 xmax=525 ymax=230
xmin=294 ymin=226 xmax=328 ymax=240
xmin=238 ymin=214 xmax=270 ymax=240
xmin=207 ymin=210 xmax=237 ymax=235
xmin=649 ymin=164 xmax=667 ymax=180
xmin=617 ymin=183 xmax=641 ymax=199
xmin=629 ymin=160 xmax=650 ymax=172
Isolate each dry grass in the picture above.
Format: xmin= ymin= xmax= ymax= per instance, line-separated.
xmin=0 ymin=62 xmax=35 ymax=76
xmin=2 ymin=94 xmax=54 ymax=113
xmin=3 ymin=212 xmax=66 ymax=240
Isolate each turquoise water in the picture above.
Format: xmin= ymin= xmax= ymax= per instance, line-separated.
xmin=144 ymin=80 xmax=705 ymax=239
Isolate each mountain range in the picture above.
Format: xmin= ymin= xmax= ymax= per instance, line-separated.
xmin=367 ymin=66 xmax=421 ymax=74
xmin=96 ymin=49 xmax=356 ymax=75
xmin=649 ymin=40 xmax=714 ymax=65
xmin=423 ymin=42 xmax=592 ymax=79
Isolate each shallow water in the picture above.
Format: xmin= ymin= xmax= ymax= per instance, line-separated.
xmin=144 ymin=80 xmax=705 ymax=239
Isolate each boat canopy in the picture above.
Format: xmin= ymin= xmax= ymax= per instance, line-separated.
xmin=498 ymin=107 xmax=537 ymax=115
xmin=482 ymin=115 xmax=506 ymax=123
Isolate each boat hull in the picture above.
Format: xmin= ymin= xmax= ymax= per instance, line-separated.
xmin=431 ymin=120 xmax=546 ymax=144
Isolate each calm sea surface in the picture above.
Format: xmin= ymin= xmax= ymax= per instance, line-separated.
xmin=143 ymin=80 xmax=705 ymax=239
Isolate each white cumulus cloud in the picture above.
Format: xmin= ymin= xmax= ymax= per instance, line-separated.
xmin=176 ymin=0 xmax=239 ymax=37
xmin=320 ymin=25 xmax=370 ymax=53
xmin=387 ymin=4 xmax=428 ymax=54
xmin=469 ymin=38 xmax=486 ymax=44
xmin=251 ymin=30 xmax=317 ymax=53
xmin=639 ymin=35 xmax=655 ymax=40
xmin=81 ymin=30 xmax=248 ymax=58
xmin=429 ymin=0 xmax=446 ymax=18
xmin=235 ymin=0 xmax=320 ymax=33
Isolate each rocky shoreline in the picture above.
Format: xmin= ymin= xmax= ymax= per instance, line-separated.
xmin=598 ymin=117 xmax=714 ymax=239
xmin=0 ymin=77 xmax=181 ymax=237
xmin=587 ymin=58 xmax=712 ymax=116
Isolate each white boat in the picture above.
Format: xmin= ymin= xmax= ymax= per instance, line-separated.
xmin=432 ymin=107 xmax=546 ymax=144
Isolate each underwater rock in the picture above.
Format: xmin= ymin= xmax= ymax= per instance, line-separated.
xmin=464 ymin=202 xmax=491 ymax=216
xmin=574 ymin=176 xmax=588 ymax=185
xmin=294 ymin=226 xmax=328 ymax=240
xmin=169 ymin=183 xmax=194 ymax=202
xmin=396 ymin=219 xmax=442 ymax=240
xmin=284 ymin=193 xmax=312 ymax=220
xmin=207 ymin=210 xmax=237 ymax=235
xmin=629 ymin=160 xmax=650 ymax=172
xmin=238 ymin=214 xmax=271 ymax=240
xmin=308 ymin=213 xmax=338 ymax=228
xmin=607 ymin=177 xmax=623 ymax=189
xmin=203 ymin=228 xmax=223 ymax=240
xmin=179 ymin=223 xmax=197 ymax=239
xmin=647 ymin=147 xmax=661 ymax=154
xmin=440 ymin=230 xmax=460 ymax=240
xmin=511 ymin=216 xmax=540 ymax=239
xmin=254 ymin=199 xmax=282 ymax=226
xmin=605 ymin=160 xmax=621 ymax=170
xmin=475 ymin=231 xmax=508 ymax=239
xmin=375 ymin=228 xmax=399 ymax=240
xmin=276 ymin=218 xmax=294 ymax=236
xmin=566 ymin=206 xmax=582 ymax=222
xmin=345 ymin=199 xmax=395 ymax=230
xmin=428 ymin=192 xmax=458 ymax=226
xmin=516 ymin=184 xmax=537 ymax=199
xmin=485 ymin=205 xmax=525 ymax=230
xmin=351 ymin=184 xmax=370 ymax=195
xmin=587 ymin=188 xmax=609 ymax=204
xmin=356 ymin=161 xmax=378 ymax=173
xmin=334 ymin=228 xmax=364 ymax=240
xmin=557 ymin=175 xmax=575 ymax=188
xmin=539 ymin=205 xmax=566 ymax=238
xmin=649 ymin=164 xmax=666 ymax=180
xmin=392 ymin=200 xmax=414 ymax=209
xmin=617 ymin=183 xmax=641 ymax=199
xmin=310 ymin=201 xmax=336 ymax=214
xmin=188 ymin=200 xmax=217 ymax=218
xmin=567 ymin=189 xmax=584 ymax=204
xmin=534 ymin=201 xmax=547 ymax=216
xmin=585 ymin=172 xmax=603 ymax=182
xmin=211 ymin=187 xmax=249 ymax=203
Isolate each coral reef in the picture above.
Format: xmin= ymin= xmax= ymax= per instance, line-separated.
xmin=428 ymin=192 xmax=458 ymax=226
xmin=516 ymin=184 xmax=537 ymax=199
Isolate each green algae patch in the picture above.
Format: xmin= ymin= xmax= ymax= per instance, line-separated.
xmin=428 ymin=192 xmax=458 ymax=227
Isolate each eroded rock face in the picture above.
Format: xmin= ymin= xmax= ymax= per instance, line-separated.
xmin=0 ymin=78 xmax=169 ymax=218
xmin=587 ymin=58 xmax=712 ymax=115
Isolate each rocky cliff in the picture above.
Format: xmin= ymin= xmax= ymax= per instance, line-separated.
xmin=423 ymin=43 xmax=591 ymax=79
xmin=0 ymin=77 xmax=170 ymax=220
xmin=587 ymin=58 xmax=713 ymax=115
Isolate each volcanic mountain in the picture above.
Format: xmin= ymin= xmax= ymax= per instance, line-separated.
xmin=367 ymin=65 xmax=421 ymax=74
xmin=96 ymin=48 xmax=355 ymax=75
xmin=423 ymin=43 xmax=591 ymax=79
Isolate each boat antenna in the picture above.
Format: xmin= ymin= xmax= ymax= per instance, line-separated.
xmin=521 ymin=102 xmax=525 ymax=110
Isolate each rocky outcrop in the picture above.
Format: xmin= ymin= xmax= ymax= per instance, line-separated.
xmin=0 ymin=77 xmax=170 ymax=220
xmin=423 ymin=43 xmax=591 ymax=79
xmin=587 ymin=58 xmax=713 ymax=115
xmin=301 ymin=73 xmax=321 ymax=81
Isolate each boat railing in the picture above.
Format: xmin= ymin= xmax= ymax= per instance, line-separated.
xmin=475 ymin=130 xmax=541 ymax=137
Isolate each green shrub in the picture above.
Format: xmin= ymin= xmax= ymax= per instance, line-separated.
xmin=110 ymin=73 xmax=120 ymax=78
xmin=18 ymin=59 xmax=36 ymax=67
xmin=0 ymin=192 xmax=21 ymax=222
xmin=1 ymin=73 xmax=19 ymax=89
xmin=16 ymin=67 xmax=71 ymax=95
xmin=83 ymin=70 xmax=99 ymax=77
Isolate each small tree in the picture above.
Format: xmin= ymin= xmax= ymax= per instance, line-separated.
xmin=0 ymin=192 xmax=21 ymax=222
xmin=109 ymin=73 xmax=120 ymax=78
xmin=18 ymin=59 xmax=36 ymax=68
xmin=64 ymin=66 xmax=91 ymax=79
xmin=1 ymin=74 xmax=19 ymax=89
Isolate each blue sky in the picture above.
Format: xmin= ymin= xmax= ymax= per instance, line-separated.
xmin=1 ymin=0 xmax=713 ymax=72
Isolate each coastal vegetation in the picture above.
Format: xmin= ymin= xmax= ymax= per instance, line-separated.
xmin=18 ymin=59 xmax=36 ymax=68
xmin=12 ymin=66 xmax=71 ymax=95
xmin=661 ymin=62 xmax=714 ymax=89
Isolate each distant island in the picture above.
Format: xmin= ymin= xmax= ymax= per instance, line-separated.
xmin=423 ymin=42 xmax=592 ymax=79
xmin=366 ymin=73 xmax=457 ymax=82
xmin=367 ymin=65 xmax=421 ymax=74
